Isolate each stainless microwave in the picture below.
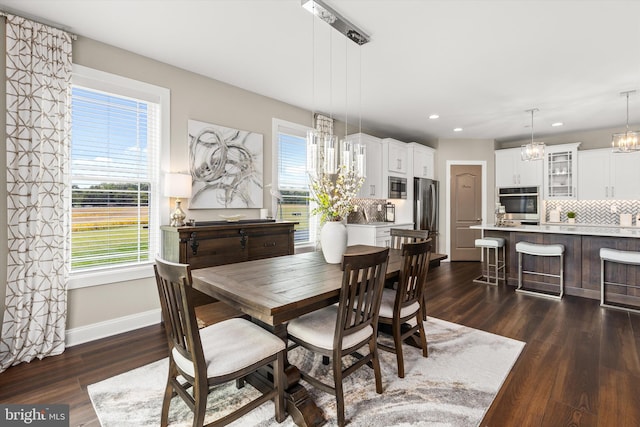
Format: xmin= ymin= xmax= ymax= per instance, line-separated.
xmin=389 ymin=176 xmax=407 ymax=199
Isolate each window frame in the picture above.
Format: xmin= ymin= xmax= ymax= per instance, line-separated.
xmin=68 ymin=65 xmax=170 ymax=289
xmin=272 ymin=118 xmax=318 ymax=250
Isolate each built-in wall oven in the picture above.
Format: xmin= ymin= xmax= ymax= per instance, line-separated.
xmin=497 ymin=186 xmax=540 ymax=224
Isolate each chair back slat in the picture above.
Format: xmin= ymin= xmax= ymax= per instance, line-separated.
xmin=335 ymin=248 xmax=389 ymax=350
xmin=397 ymin=241 xmax=431 ymax=311
xmin=154 ymin=258 xmax=206 ymax=381
xmin=390 ymin=228 xmax=430 ymax=250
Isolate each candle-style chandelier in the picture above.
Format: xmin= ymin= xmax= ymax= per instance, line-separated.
xmin=521 ymin=108 xmax=545 ymax=161
xmin=611 ymin=90 xmax=640 ymax=153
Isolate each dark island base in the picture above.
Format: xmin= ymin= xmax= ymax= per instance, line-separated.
xmin=484 ymin=230 xmax=640 ymax=309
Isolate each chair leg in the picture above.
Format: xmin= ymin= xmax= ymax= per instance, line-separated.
xmin=422 ymin=293 xmax=427 ymax=321
xmin=274 ymin=351 xmax=286 ymax=423
xmin=416 ymin=311 xmax=428 ymax=358
xmin=332 ymin=355 xmax=346 ymax=427
xmin=160 ymin=377 xmax=173 ymax=427
xmin=392 ymin=319 xmax=405 ymax=378
xmin=192 ymin=378 xmax=208 ymax=427
xmin=369 ymin=338 xmax=383 ymax=394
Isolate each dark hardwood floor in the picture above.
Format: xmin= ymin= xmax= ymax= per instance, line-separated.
xmin=1 ymin=261 xmax=639 ymax=426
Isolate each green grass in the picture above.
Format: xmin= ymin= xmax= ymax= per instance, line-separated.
xmin=72 ymin=225 xmax=149 ymax=270
xmin=71 ymin=202 xmax=313 ymax=270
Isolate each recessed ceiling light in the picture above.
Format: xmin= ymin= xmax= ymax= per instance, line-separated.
xmin=453 ymin=127 xmax=463 ymax=132
xmin=551 ymin=122 xmax=564 ymax=127
xmin=429 ymin=114 xmax=439 ymax=119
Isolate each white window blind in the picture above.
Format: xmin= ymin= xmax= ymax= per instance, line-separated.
xmin=276 ymin=123 xmax=315 ymax=245
xmin=70 ymin=85 xmax=161 ymax=271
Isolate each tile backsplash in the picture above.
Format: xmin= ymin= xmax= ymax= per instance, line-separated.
xmin=347 ymin=198 xmax=388 ymax=224
xmin=544 ymin=200 xmax=640 ymax=226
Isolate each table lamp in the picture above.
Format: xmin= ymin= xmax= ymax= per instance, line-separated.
xmin=164 ymin=173 xmax=192 ymax=227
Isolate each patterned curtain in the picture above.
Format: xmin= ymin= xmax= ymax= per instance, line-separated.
xmin=0 ymin=15 xmax=72 ymax=371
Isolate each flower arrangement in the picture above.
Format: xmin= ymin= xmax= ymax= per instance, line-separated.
xmin=309 ymin=165 xmax=364 ymax=223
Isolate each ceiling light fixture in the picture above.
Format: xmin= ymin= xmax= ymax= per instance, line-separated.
xmin=611 ymin=90 xmax=640 ymax=153
xmin=453 ymin=127 xmax=463 ymax=132
xmin=301 ymin=0 xmax=370 ymax=45
xmin=429 ymin=114 xmax=439 ymax=119
xmin=551 ymin=122 xmax=564 ymax=127
xmin=305 ymin=0 xmax=366 ymax=180
xmin=521 ymin=108 xmax=545 ymax=161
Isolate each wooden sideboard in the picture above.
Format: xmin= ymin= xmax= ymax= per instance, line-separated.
xmin=161 ymin=220 xmax=297 ymax=268
xmin=161 ymin=220 xmax=297 ymax=304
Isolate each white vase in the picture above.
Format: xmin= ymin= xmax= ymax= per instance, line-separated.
xmin=567 ymin=218 xmax=575 ymax=224
xmin=320 ymin=221 xmax=348 ymax=264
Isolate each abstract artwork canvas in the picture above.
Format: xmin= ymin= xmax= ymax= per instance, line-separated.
xmin=188 ymin=120 xmax=263 ymax=209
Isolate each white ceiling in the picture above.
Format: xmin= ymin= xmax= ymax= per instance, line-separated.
xmin=3 ymin=0 xmax=640 ymax=143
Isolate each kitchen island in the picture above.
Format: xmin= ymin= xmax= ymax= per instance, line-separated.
xmin=471 ymin=223 xmax=640 ymax=306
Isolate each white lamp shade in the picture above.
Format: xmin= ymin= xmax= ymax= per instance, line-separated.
xmin=164 ymin=173 xmax=192 ymax=198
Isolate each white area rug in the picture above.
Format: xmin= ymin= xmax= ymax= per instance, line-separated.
xmin=88 ymin=317 xmax=524 ymax=426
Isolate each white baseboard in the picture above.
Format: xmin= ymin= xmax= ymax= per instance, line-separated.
xmin=66 ymin=308 xmax=162 ymax=347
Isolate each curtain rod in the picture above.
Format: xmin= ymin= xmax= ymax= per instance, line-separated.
xmin=0 ymin=10 xmax=78 ymax=40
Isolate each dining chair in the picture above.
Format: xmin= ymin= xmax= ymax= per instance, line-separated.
xmin=389 ymin=228 xmax=430 ymax=250
xmin=286 ymin=248 xmax=389 ymax=427
xmin=154 ymin=257 xmax=287 ymax=427
xmin=390 ymin=228 xmax=431 ymax=321
xmin=377 ymin=240 xmax=431 ymax=378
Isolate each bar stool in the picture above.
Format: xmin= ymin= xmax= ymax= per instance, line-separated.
xmin=516 ymin=241 xmax=564 ymax=300
xmin=600 ymin=248 xmax=640 ymax=314
xmin=473 ymin=237 xmax=506 ymax=286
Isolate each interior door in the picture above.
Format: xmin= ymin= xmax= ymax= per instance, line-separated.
xmin=450 ymin=164 xmax=482 ymax=261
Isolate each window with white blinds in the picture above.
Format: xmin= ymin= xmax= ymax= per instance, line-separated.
xmin=273 ymin=120 xmax=317 ymax=246
xmin=70 ymin=84 xmax=161 ymax=272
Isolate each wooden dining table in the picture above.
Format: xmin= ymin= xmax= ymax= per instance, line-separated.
xmin=191 ymin=245 xmax=402 ymax=427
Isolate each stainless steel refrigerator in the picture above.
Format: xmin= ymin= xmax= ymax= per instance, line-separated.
xmin=414 ymin=178 xmax=439 ymax=251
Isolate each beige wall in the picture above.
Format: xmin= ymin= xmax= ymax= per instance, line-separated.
xmin=0 ymin=31 xmax=404 ymax=334
xmin=3 ymin=28 xmax=625 ymax=336
xmin=66 ymin=36 xmax=321 ymax=329
xmin=497 ymin=125 xmax=635 ymax=151
xmin=433 ymin=139 xmax=496 ymax=254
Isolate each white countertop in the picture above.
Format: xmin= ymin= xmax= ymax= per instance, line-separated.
xmin=471 ymin=223 xmax=640 ymax=238
xmin=347 ymin=222 xmax=414 ymax=228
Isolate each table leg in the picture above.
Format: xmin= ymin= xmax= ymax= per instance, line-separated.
xmin=248 ymin=322 xmax=326 ymax=427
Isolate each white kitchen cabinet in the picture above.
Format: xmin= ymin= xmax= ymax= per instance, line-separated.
xmin=383 ymin=138 xmax=409 ymax=174
xmin=543 ymin=142 xmax=580 ymax=200
xmin=347 ymin=133 xmax=383 ymax=198
xmin=410 ymin=143 xmax=435 ymax=179
xmin=495 ymin=147 xmax=543 ymax=188
xmin=611 ymin=151 xmax=640 ymax=199
xmin=579 ymin=148 xmax=640 ymax=200
xmin=347 ymin=223 xmax=414 ymax=248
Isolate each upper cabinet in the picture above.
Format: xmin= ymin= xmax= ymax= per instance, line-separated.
xmin=543 ymin=142 xmax=580 ymax=200
xmin=495 ymin=147 xmax=543 ymax=188
xmin=346 ymin=133 xmax=383 ymax=199
xmin=579 ymin=148 xmax=640 ymax=200
xmin=383 ymin=138 xmax=409 ymax=174
xmin=410 ymin=143 xmax=435 ymax=179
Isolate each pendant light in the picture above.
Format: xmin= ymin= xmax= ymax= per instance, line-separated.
xmin=611 ymin=90 xmax=640 ymax=153
xmin=521 ymin=108 xmax=545 ymax=161
xmin=305 ymin=0 xmax=367 ymax=179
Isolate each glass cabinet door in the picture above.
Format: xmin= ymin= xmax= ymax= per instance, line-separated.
xmin=544 ymin=143 xmax=580 ymax=200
